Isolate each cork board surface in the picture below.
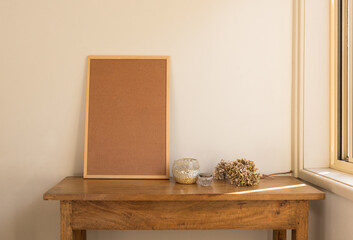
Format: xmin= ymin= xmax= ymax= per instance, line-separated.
xmin=84 ymin=57 xmax=169 ymax=178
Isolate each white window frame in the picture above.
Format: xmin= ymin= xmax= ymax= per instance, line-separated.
xmin=293 ymin=0 xmax=353 ymax=201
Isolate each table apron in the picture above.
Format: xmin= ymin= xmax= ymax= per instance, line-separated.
xmin=67 ymin=200 xmax=307 ymax=230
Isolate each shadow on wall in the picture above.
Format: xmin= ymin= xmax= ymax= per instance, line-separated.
xmin=15 ymin=199 xmax=59 ymax=240
xmin=12 ymin=61 xmax=87 ymax=240
xmin=309 ymin=196 xmax=325 ymax=240
xmin=309 ymin=190 xmax=353 ymax=240
xmin=72 ymin=63 xmax=88 ymax=176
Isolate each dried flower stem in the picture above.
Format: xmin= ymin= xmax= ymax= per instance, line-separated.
xmin=261 ymin=170 xmax=293 ymax=179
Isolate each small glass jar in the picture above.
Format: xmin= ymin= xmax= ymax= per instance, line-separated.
xmin=196 ymin=173 xmax=213 ymax=186
xmin=172 ymin=158 xmax=200 ymax=184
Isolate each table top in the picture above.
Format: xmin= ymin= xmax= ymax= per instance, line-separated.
xmin=43 ymin=176 xmax=324 ymax=201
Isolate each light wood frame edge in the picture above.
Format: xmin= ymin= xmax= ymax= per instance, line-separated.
xmin=83 ymin=55 xmax=170 ymax=179
xmin=83 ymin=175 xmax=169 ymax=179
xmin=83 ymin=56 xmax=90 ymax=178
xmin=166 ymin=56 xmax=170 ymax=177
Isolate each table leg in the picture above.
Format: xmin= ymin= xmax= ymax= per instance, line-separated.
xmin=61 ymin=201 xmax=73 ymax=240
xmin=73 ymin=230 xmax=87 ymax=240
xmin=292 ymin=201 xmax=309 ymax=240
xmin=273 ymin=229 xmax=286 ymax=240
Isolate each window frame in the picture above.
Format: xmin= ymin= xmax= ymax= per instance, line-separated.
xmin=330 ymin=0 xmax=353 ymax=174
xmin=293 ymin=0 xmax=353 ymax=201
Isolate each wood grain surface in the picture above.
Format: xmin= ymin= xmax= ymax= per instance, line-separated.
xmin=70 ymin=200 xmax=299 ymax=230
xmin=44 ymin=176 xmax=325 ymax=201
xmin=292 ymin=200 xmax=309 ymax=240
xmin=60 ymin=201 xmax=73 ymax=240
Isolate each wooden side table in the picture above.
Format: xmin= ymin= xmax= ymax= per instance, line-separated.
xmin=43 ymin=176 xmax=324 ymax=240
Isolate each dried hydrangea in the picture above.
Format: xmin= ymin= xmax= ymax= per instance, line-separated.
xmin=213 ymin=159 xmax=228 ymax=180
xmin=213 ymin=158 xmax=260 ymax=186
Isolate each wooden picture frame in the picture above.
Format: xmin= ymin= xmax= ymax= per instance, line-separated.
xmin=84 ymin=56 xmax=169 ymax=179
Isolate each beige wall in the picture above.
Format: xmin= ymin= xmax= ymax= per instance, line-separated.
xmin=0 ymin=0 xmax=293 ymax=239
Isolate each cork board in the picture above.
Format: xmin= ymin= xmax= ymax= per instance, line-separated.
xmin=84 ymin=56 xmax=169 ymax=179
